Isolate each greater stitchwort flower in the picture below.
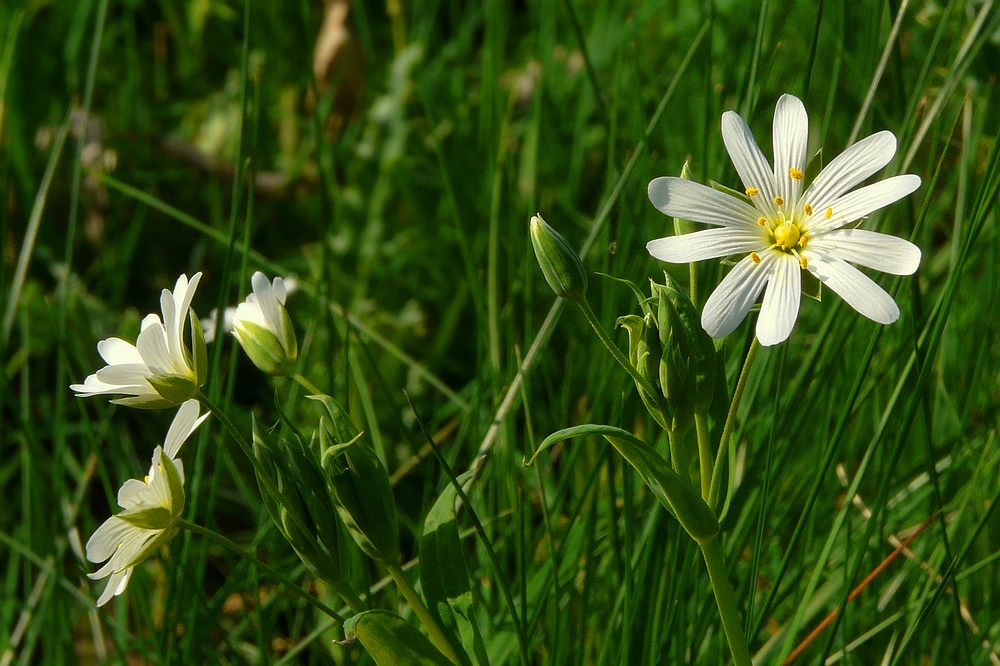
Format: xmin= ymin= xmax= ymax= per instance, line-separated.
xmin=71 ymin=273 xmax=208 ymax=408
xmin=646 ymin=94 xmax=921 ymax=346
xmin=232 ymin=272 xmax=298 ymax=376
xmin=86 ymin=400 xmax=208 ymax=606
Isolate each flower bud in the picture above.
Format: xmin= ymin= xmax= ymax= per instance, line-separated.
xmin=617 ymin=313 xmax=669 ymax=431
xmin=252 ymin=419 xmax=347 ymax=585
xmin=233 ymin=272 xmax=298 ymax=376
xmin=312 ymin=394 xmax=401 ymax=566
xmin=530 ymin=214 xmax=588 ymax=303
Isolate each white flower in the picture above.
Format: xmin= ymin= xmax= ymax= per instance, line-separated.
xmin=646 ymin=94 xmax=921 ymax=346
xmin=71 ymin=273 xmax=208 ymax=408
xmin=232 ymin=272 xmax=298 ymax=376
xmin=86 ymin=400 xmax=208 ymax=606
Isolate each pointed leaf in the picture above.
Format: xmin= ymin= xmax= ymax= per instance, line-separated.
xmin=341 ymin=610 xmax=454 ymax=666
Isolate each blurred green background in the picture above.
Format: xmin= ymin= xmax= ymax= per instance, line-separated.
xmin=2 ymin=0 xmax=999 ymax=663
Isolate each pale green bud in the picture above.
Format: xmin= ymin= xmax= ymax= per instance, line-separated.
xmin=233 ymin=272 xmax=298 ymax=376
xmin=312 ymin=394 xmax=401 ymax=566
xmin=530 ymin=214 xmax=588 ymax=303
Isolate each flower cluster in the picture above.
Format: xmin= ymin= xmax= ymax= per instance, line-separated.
xmin=75 ymin=271 xmax=297 ymax=606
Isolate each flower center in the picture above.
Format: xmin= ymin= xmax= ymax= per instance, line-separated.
xmin=773 ymin=221 xmax=801 ymax=249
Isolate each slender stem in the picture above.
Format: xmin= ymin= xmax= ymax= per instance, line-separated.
xmin=709 ymin=337 xmax=761 ymax=510
xmin=695 ymin=412 xmax=712 ymax=500
xmin=293 ymin=372 xmax=323 ymax=395
xmin=699 ymin=535 xmax=754 ymax=666
xmin=333 ymin=582 xmax=367 ymax=615
xmin=578 ymin=299 xmax=666 ymax=414
xmin=386 ymin=562 xmax=462 ymax=665
xmin=179 ymin=519 xmax=344 ymax=623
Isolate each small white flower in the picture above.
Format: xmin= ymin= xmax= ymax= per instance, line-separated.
xmin=86 ymin=400 xmax=208 ymax=606
xmin=71 ymin=273 xmax=208 ymax=408
xmin=232 ymin=272 xmax=298 ymax=376
xmin=646 ymin=94 xmax=922 ymax=346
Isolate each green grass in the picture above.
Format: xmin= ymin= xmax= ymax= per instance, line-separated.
xmin=2 ymin=0 xmax=1000 ymax=663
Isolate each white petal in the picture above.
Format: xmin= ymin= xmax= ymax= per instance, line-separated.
xmin=801 ymin=131 xmax=897 ymax=209
xmin=701 ymin=253 xmax=776 ymax=339
xmin=164 ymin=400 xmax=208 ymax=459
xmin=95 ymin=568 xmax=133 ymax=606
xmin=807 ymin=254 xmax=900 ymax=324
xmin=721 ymin=110 xmax=779 ymax=218
xmin=136 ymin=321 xmax=178 ymax=376
xmin=117 ymin=479 xmax=149 ymax=508
xmin=87 ymin=517 xmax=133 ymax=562
xmin=272 ymin=277 xmax=288 ymax=304
xmin=94 ymin=363 xmax=153 ymax=388
xmin=808 ymin=229 xmax=921 ymax=275
xmin=772 ymin=94 xmax=809 ymax=212
xmin=756 ymin=252 xmax=801 ymax=346
xmin=97 ymin=338 xmax=144 ymax=365
xmin=647 ymin=177 xmax=761 ymax=228
xmin=647 ymin=228 xmax=764 ymax=263
xmin=807 ymin=175 xmax=921 ymax=234
xmin=251 ymin=272 xmax=283 ymax=334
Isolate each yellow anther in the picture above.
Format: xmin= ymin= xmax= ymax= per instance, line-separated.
xmin=750 ymin=252 xmax=761 ymax=265
xmin=789 ymin=167 xmax=804 ymax=180
xmin=803 ymin=203 xmax=813 ymax=216
xmin=825 ymin=207 xmax=833 ymax=220
xmin=746 ymin=187 xmax=759 ymax=197
xmin=799 ymin=255 xmax=808 ymax=270
xmin=799 ymin=235 xmax=809 ymax=247
xmin=773 ymin=195 xmax=785 ymax=206
xmin=757 ymin=216 xmax=767 ymax=226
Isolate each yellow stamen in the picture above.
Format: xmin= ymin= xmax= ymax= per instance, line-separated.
xmin=746 ymin=187 xmax=759 ymax=197
xmin=789 ymin=167 xmax=804 ymax=180
xmin=773 ymin=195 xmax=785 ymax=206
xmin=750 ymin=252 xmax=761 ymax=265
xmin=825 ymin=207 xmax=833 ymax=220
xmin=757 ymin=216 xmax=767 ymax=226
xmin=799 ymin=255 xmax=808 ymax=269
xmin=799 ymin=235 xmax=809 ymax=247
xmin=803 ymin=203 xmax=813 ymax=216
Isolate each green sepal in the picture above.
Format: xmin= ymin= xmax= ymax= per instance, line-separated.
xmin=709 ymin=179 xmax=753 ymax=205
xmin=234 ymin=319 xmax=295 ymax=376
xmin=189 ymin=308 xmax=208 ymax=388
xmin=160 ymin=450 xmax=186 ymax=518
xmin=525 ymin=424 xmax=718 ymax=543
xmin=117 ymin=505 xmax=173 ymax=530
xmin=147 ymin=374 xmax=198 ymax=406
xmin=340 ymin=610 xmax=454 ymax=666
xmin=801 ymin=267 xmax=822 ymax=302
xmin=673 ymin=160 xmax=696 ymax=237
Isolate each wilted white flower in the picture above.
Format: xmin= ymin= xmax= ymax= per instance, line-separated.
xmin=71 ymin=273 xmax=208 ymax=408
xmin=86 ymin=400 xmax=208 ymax=606
xmin=232 ymin=272 xmax=298 ymax=375
xmin=646 ymin=94 xmax=921 ymax=346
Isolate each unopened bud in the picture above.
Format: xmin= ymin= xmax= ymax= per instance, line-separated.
xmin=530 ymin=214 xmax=588 ymax=303
xmin=312 ymin=394 xmax=401 ymax=566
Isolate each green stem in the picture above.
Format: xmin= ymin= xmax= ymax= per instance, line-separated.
xmin=699 ymin=535 xmax=754 ymax=666
xmin=179 ymin=519 xmax=344 ymax=624
xmin=386 ymin=562 xmax=462 ymax=665
xmin=578 ymin=299 xmax=666 ymax=415
xmin=709 ymin=337 xmax=760 ymax=510
xmin=293 ymin=372 xmax=323 ymax=395
xmin=695 ymin=412 xmax=712 ymax=500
